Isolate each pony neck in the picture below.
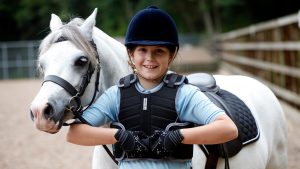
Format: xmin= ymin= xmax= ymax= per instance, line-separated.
xmin=92 ymin=27 xmax=132 ymax=94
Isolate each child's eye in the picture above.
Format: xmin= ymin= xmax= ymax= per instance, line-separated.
xmin=137 ymin=47 xmax=147 ymax=52
xmin=155 ymin=49 xmax=166 ymax=55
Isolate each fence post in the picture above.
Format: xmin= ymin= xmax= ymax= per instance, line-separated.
xmin=298 ymin=10 xmax=300 ymax=28
xmin=1 ymin=43 xmax=9 ymax=79
xmin=28 ymin=41 xmax=36 ymax=78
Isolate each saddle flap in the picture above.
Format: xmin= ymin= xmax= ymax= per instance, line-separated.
xmin=188 ymin=73 xmax=260 ymax=158
xmin=204 ymin=89 xmax=260 ymax=158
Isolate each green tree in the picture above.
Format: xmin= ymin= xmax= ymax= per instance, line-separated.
xmin=1 ymin=0 xmax=300 ymax=41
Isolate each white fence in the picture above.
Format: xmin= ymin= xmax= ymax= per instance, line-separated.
xmin=215 ymin=11 xmax=300 ymax=109
xmin=0 ymin=41 xmax=40 ymax=79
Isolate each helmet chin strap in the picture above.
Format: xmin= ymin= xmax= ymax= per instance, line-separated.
xmin=168 ymin=46 xmax=178 ymax=65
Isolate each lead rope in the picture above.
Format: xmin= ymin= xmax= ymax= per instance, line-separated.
xmin=84 ymin=41 xmax=119 ymax=165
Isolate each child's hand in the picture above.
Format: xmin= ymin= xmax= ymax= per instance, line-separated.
xmin=114 ymin=129 xmax=148 ymax=152
xmin=150 ymin=130 xmax=184 ymax=156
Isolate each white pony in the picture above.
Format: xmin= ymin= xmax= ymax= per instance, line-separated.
xmin=30 ymin=9 xmax=287 ymax=169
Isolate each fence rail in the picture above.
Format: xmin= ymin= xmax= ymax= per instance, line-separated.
xmin=215 ymin=11 xmax=300 ymax=109
xmin=0 ymin=41 xmax=40 ymax=79
xmin=220 ymin=42 xmax=300 ymax=51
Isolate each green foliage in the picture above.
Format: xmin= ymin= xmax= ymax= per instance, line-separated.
xmin=215 ymin=0 xmax=242 ymax=7
xmin=1 ymin=0 xmax=299 ymax=41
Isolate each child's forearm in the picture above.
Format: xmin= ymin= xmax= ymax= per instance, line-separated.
xmin=67 ymin=124 xmax=118 ymax=146
xmin=180 ymin=114 xmax=238 ymax=145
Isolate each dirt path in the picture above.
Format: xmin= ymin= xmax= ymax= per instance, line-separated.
xmin=282 ymin=100 xmax=300 ymax=169
xmin=0 ymin=79 xmax=93 ymax=169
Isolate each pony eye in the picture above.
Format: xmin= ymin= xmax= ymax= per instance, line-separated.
xmin=75 ymin=56 xmax=88 ymax=67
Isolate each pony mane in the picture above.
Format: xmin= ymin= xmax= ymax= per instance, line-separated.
xmin=39 ymin=17 xmax=98 ymax=67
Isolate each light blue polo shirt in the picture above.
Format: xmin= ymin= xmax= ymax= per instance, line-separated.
xmin=82 ymin=80 xmax=225 ymax=169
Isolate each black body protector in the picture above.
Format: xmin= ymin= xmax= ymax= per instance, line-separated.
xmin=112 ymin=73 xmax=193 ymax=161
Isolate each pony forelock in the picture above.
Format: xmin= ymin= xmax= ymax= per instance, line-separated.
xmin=39 ymin=17 xmax=98 ymax=68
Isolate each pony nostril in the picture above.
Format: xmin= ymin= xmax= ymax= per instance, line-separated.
xmin=44 ymin=103 xmax=54 ymax=119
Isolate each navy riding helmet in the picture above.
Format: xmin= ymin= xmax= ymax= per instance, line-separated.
xmin=125 ymin=6 xmax=179 ymax=48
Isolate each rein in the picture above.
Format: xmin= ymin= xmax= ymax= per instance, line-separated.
xmin=42 ymin=37 xmax=118 ymax=164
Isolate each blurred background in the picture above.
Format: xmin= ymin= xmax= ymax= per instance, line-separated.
xmin=1 ymin=0 xmax=300 ymax=40
xmin=0 ymin=0 xmax=300 ymax=169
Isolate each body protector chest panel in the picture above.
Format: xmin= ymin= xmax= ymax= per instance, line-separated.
xmin=113 ymin=73 xmax=193 ymax=160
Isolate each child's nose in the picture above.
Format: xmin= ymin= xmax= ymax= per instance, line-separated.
xmin=145 ymin=52 xmax=154 ymax=60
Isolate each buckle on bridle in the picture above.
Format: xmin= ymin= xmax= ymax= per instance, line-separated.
xmin=69 ymin=96 xmax=83 ymax=113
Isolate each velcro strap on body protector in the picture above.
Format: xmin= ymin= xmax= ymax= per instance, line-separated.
xmin=118 ymin=74 xmax=137 ymax=88
xmin=163 ymin=73 xmax=188 ymax=88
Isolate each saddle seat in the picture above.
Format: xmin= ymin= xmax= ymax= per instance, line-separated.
xmin=187 ymin=73 xmax=219 ymax=92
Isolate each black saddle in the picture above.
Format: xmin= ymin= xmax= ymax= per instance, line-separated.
xmin=187 ymin=73 xmax=260 ymax=169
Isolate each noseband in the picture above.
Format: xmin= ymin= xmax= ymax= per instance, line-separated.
xmin=42 ymin=37 xmax=100 ymax=124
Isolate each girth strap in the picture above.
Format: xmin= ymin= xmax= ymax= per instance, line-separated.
xmin=203 ymin=144 xmax=230 ymax=169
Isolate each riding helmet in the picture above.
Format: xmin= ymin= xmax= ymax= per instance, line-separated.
xmin=125 ymin=6 xmax=179 ymax=48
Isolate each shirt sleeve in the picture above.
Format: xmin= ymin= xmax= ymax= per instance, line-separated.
xmin=81 ymin=85 xmax=120 ymax=126
xmin=176 ymin=84 xmax=225 ymax=125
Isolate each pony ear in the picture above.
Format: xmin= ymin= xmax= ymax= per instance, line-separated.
xmin=80 ymin=8 xmax=97 ymax=41
xmin=50 ymin=14 xmax=63 ymax=31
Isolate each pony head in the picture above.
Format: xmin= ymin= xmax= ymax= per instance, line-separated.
xmin=30 ymin=9 xmax=100 ymax=133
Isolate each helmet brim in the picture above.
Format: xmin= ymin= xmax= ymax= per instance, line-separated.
xmin=125 ymin=40 xmax=178 ymax=47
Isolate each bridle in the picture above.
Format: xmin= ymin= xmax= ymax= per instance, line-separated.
xmin=42 ymin=36 xmax=118 ymax=164
xmin=43 ymin=37 xmax=100 ymax=125
xmin=43 ymin=64 xmax=99 ymax=125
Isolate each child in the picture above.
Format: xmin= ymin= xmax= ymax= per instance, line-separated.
xmin=67 ymin=6 xmax=238 ymax=169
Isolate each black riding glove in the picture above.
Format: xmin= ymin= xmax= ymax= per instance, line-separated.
xmin=150 ymin=129 xmax=184 ymax=156
xmin=114 ymin=129 xmax=148 ymax=152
